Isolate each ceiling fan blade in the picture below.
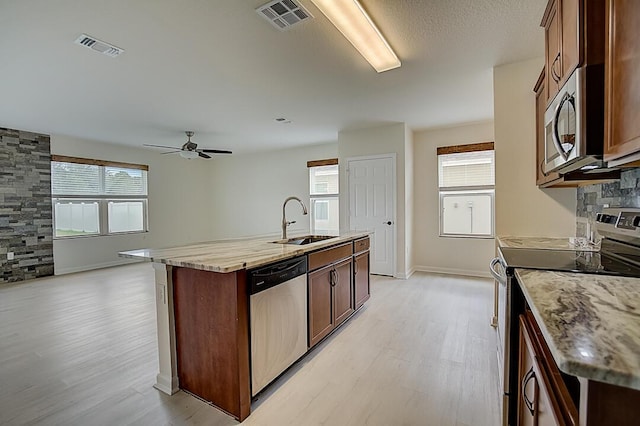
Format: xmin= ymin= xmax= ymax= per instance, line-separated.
xmin=160 ymin=150 xmax=182 ymax=155
xmin=200 ymin=149 xmax=233 ymax=154
xmin=198 ymin=152 xmax=212 ymax=159
xmin=143 ymin=143 xmax=182 ymax=150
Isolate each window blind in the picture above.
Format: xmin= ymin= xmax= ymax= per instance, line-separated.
xmin=51 ymin=162 xmax=101 ymax=195
xmin=105 ymin=167 xmax=148 ymax=196
xmin=438 ymin=150 xmax=495 ymax=188
xmin=52 ymin=162 xmax=148 ymax=196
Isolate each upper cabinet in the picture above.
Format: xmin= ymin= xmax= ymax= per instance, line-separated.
xmin=541 ymin=0 xmax=605 ymax=105
xmin=603 ymin=0 xmax=640 ymax=166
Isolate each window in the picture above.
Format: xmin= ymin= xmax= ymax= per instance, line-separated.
xmin=51 ymin=156 xmax=149 ymax=238
xmin=308 ymin=159 xmax=339 ymax=234
xmin=437 ymin=143 xmax=495 ymax=238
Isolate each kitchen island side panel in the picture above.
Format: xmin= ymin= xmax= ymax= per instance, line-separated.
xmin=172 ymin=267 xmax=250 ymax=421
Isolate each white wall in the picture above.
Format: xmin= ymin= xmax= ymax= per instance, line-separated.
xmin=51 ymin=135 xmax=213 ymax=274
xmin=494 ymin=58 xmax=576 ymax=236
xmin=338 ymin=123 xmax=411 ymax=278
xmin=413 ymin=121 xmax=495 ymax=277
xmin=209 ymin=143 xmax=338 ymax=239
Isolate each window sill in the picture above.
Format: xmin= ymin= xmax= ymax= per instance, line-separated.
xmin=439 ymin=234 xmax=495 ymax=240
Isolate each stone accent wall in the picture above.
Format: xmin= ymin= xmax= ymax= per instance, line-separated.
xmin=0 ymin=127 xmax=54 ymax=283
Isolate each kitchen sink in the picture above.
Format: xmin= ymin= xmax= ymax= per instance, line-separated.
xmin=272 ymin=235 xmax=337 ymax=245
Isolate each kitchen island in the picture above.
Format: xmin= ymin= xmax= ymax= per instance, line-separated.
xmin=120 ymin=231 xmax=371 ymax=421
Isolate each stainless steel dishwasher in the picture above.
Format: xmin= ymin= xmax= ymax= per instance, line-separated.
xmin=248 ymin=255 xmax=308 ymax=396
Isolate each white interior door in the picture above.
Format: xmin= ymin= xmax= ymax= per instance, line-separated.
xmin=348 ymin=156 xmax=395 ymax=276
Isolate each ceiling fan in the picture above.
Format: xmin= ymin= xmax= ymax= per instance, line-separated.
xmin=143 ymin=131 xmax=232 ymax=159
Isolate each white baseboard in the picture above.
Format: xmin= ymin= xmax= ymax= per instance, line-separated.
xmin=54 ymin=258 xmax=142 ymax=275
xmin=154 ymin=373 xmax=179 ymax=395
xmin=413 ymin=265 xmax=491 ymax=279
xmin=394 ymin=267 xmax=416 ymax=280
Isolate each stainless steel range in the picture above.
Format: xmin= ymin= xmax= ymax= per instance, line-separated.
xmin=490 ymin=207 xmax=640 ymax=426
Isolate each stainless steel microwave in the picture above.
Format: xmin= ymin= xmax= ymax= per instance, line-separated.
xmin=543 ymin=64 xmax=605 ymax=174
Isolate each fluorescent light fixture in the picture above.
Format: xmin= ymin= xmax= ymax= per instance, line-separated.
xmin=310 ymin=0 xmax=400 ymax=72
xmin=179 ymin=151 xmax=199 ymax=159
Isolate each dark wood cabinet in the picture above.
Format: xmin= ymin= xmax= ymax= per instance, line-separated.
xmin=541 ymin=0 xmax=605 ymax=105
xmin=172 ymin=267 xmax=251 ymax=421
xmin=560 ymin=0 xmax=579 ymax=81
xmin=517 ymin=312 xmax=579 ymax=426
xmin=603 ymin=0 xmax=640 ymax=166
xmin=333 ymin=258 xmax=354 ymax=327
xmin=518 ymin=314 xmax=566 ymax=425
xmin=353 ymin=237 xmax=370 ymax=310
xmin=535 ymin=0 xmax=619 ymax=187
xmin=308 ymin=264 xmax=335 ymax=347
xmin=353 ymin=252 xmax=370 ymax=309
xmin=543 ymin=0 xmax=562 ymax=101
xmin=308 ymin=243 xmax=354 ymax=348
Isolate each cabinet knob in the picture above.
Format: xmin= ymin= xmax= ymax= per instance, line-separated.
xmin=384 ymin=221 xmax=392 ymax=225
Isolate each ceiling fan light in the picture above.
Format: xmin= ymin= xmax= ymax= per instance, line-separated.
xmin=310 ymin=0 xmax=400 ymax=72
xmin=179 ymin=151 xmax=199 ymax=159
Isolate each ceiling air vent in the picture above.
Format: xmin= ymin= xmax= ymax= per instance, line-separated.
xmin=256 ymin=0 xmax=313 ymax=31
xmin=74 ymin=34 xmax=124 ymax=58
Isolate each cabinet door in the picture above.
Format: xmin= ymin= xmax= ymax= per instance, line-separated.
xmin=544 ymin=0 xmax=562 ymax=102
xmin=518 ymin=317 xmax=538 ymax=426
xmin=604 ymin=0 xmax=640 ymax=164
xmin=333 ymin=258 xmax=354 ymax=327
xmin=353 ymin=252 xmax=370 ymax=309
xmin=519 ymin=314 xmax=567 ymax=426
xmin=560 ymin=0 xmax=579 ymax=80
xmin=308 ymin=264 xmax=334 ymax=348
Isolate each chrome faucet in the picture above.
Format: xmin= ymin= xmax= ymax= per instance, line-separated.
xmin=282 ymin=196 xmax=308 ymax=240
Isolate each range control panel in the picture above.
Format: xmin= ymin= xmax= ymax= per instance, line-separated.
xmin=596 ymin=208 xmax=640 ymax=233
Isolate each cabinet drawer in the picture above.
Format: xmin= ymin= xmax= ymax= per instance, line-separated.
xmin=519 ymin=311 xmax=579 ymax=426
xmin=308 ymin=242 xmax=352 ymax=271
xmin=353 ymin=237 xmax=370 ymax=254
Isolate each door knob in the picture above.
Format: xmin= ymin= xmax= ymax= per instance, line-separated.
xmin=384 ymin=221 xmax=392 ymax=225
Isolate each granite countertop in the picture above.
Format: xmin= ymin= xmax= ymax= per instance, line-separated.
xmin=498 ymin=236 xmax=599 ymax=251
xmin=119 ymin=231 xmax=371 ymax=273
xmin=515 ymin=269 xmax=640 ymax=390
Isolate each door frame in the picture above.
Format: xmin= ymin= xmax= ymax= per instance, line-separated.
xmin=345 ymin=153 xmax=397 ymax=278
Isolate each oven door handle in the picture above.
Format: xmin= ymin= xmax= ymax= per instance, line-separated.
xmin=489 ymin=257 xmax=507 ymax=284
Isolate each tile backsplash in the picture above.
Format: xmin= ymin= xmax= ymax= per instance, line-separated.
xmin=576 ymin=168 xmax=640 ymax=236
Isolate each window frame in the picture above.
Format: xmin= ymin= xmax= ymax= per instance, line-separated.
xmin=437 ymin=143 xmax=495 ymax=239
xmin=51 ymin=156 xmax=149 ymax=239
xmin=308 ymin=159 xmax=339 ymax=235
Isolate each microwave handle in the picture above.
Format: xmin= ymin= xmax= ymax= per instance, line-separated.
xmin=552 ymin=92 xmax=573 ymax=161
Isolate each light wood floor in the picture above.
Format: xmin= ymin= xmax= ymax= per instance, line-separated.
xmin=0 ymin=264 xmax=499 ymax=426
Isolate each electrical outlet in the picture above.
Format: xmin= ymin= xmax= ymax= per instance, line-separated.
xmin=7 ymin=252 xmax=14 ymax=260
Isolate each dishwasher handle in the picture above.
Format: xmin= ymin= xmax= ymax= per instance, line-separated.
xmin=250 ymin=258 xmax=306 ymax=278
xmin=489 ymin=257 xmax=507 ymax=284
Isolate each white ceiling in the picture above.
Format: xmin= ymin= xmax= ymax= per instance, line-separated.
xmin=0 ymin=0 xmax=547 ymax=154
